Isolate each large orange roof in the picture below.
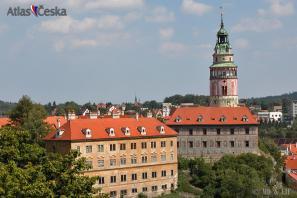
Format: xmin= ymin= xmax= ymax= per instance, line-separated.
xmin=285 ymin=156 xmax=297 ymax=170
xmin=0 ymin=117 xmax=10 ymax=127
xmin=43 ymin=117 xmax=177 ymax=141
xmin=166 ymin=106 xmax=258 ymax=125
xmin=45 ymin=116 xmax=67 ymax=128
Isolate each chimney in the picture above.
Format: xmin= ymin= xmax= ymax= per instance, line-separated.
xmin=57 ymin=118 xmax=61 ymax=128
xmin=136 ymin=113 xmax=139 ymax=121
xmin=290 ymin=144 xmax=292 ymax=152
xmin=67 ymin=111 xmax=76 ymax=120
xmin=121 ymin=106 xmax=126 ymax=116
xmin=147 ymin=110 xmax=153 ymax=118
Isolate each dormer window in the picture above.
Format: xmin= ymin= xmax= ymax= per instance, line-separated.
xmin=242 ymin=115 xmax=248 ymax=122
xmin=220 ymin=115 xmax=226 ymax=122
xmin=107 ymin=128 xmax=115 ymax=136
xmin=137 ymin=126 xmax=146 ymax=135
xmin=197 ymin=115 xmax=203 ymax=122
xmin=81 ymin=128 xmax=92 ymax=138
xmin=175 ymin=116 xmax=181 ymax=123
xmin=55 ymin=129 xmax=64 ymax=138
xmin=157 ymin=126 xmax=165 ymax=134
xmin=122 ymin=127 xmax=130 ymax=136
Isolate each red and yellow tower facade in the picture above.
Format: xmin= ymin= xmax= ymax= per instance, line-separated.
xmin=209 ymin=15 xmax=238 ymax=107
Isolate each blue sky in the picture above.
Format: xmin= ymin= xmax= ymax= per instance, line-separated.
xmin=0 ymin=0 xmax=296 ymax=104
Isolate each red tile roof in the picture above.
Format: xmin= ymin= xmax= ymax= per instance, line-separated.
xmin=285 ymin=155 xmax=297 ymax=170
xmin=0 ymin=117 xmax=10 ymax=127
xmin=43 ymin=117 xmax=177 ymax=141
xmin=166 ymin=106 xmax=258 ymax=125
xmin=45 ymin=116 xmax=67 ymax=128
xmin=281 ymin=144 xmax=297 ymax=155
xmin=288 ymin=173 xmax=297 ymax=181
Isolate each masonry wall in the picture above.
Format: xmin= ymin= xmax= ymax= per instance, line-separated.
xmin=170 ymin=125 xmax=258 ymax=162
xmin=70 ymin=136 xmax=178 ymax=198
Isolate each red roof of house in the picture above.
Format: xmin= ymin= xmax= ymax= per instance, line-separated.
xmin=281 ymin=144 xmax=297 ymax=155
xmin=166 ymin=106 xmax=259 ymax=125
xmin=45 ymin=116 xmax=67 ymax=126
xmin=285 ymin=155 xmax=297 ymax=170
xmin=0 ymin=117 xmax=10 ymax=127
xmin=43 ymin=117 xmax=177 ymax=141
xmin=288 ymin=173 xmax=297 ymax=181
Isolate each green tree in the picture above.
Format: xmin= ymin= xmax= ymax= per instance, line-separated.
xmin=9 ymin=96 xmax=50 ymax=143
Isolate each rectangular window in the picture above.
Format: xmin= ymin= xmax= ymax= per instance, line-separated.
xmin=141 ymin=142 xmax=147 ymax=149
xmin=110 ymin=191 xmax=117 ymax=198
xmin=131 ymin=173 xmax=137 ymax=181
xmin=171 ymin=170 xmax=174 ymax=176
xmin=217 ymin=128 xmax=221 ymax=135
xmin=203 ymin=128 xmax=207 ymax=135
xmin=162 ymin=184 xmax=167 ymax=190
xmin=161 ymin=170 xmax=166 ymax=177
xmin=142 ymin=187 xmax=147 ymax=192
xmin=177 ymin=141 xmax=179 ymax=148
xmin=203 ymin=141 xmax=207 ymax=148
xmin=152 ymin=171 xmax=157 ymax=178
xmin=98 ymin=176 xmax=104 ymax=184
xmin=142 ymin=172 xmax=147 ymax=179
xmin=110 ymin=176 xmax=116 ymax=183
xmin=121 ymin=175 xmax=127 ymax=182
xmin=245 ymin=141 xmax=249 ymax=147
xmin=110 ymin=144 xmax=116 ymax=151
xmin=230 ymin=141 xmax=235 ymax=148
xmin=142 ymin=156 xmax=148 ymax=163
xmin=131 ymin=142 xmax=137 ymax=150
xmin=151 ymin=141 xmax=156 ymax=148
xmin=170 ymin=153 xmax=174 ymax=161
xmin=189 ymin=128 xmax=193 ymax=135
xmin=120 ymin=143 xmax=126 ymax=150
xmin=76 ymin=146 xmax=80 ymax=153
xmin=86 ymin=145 xmax=92 ymax=153
xmin=161 ymin=154 xmax=166 ymax=162
xmin=132 ymin=188 xmax=137 ymax=193
xmin=120 ymin=190 xmax=127 ymax=197
xmin=151 ymin=154 xmax=157 ymax=163
xmin=230 ymin=128 xmax=235 ymax=135
xmin=98 ymin=144 xmax=104 ymax=152
xmin=110 ymin=159 xmax=116 ymax=167
xmin=98 ymin=160 xmax=104 ymax=168
xmin=216 ymin=141 xmax=221 ymax=148
xmin=189 ymin=141 xmax=193 ymax=148
xmin=245 ymin=128 xmax=250 ymax=135
xmin=86 ymin=160 xmax=93 ymax=169
xmin=152 ymin=186 xmax=158 ymax=192
xmin=120 ymin=158 xmax=126 ymax=165
xmin=131 ymin=156 xmax=137 ymax=164
xmin=161 ymin=141 xmax=166 ymax=147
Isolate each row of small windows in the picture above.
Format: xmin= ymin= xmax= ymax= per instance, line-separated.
xmin=86 ymin=153 xmax=175 ymax=168
xmin=177 ymin=128 xmax=250 ymax=135
xmin=109 ymin=184 xmax=174 ymax=197
xmin=98 ymin=170 xmax=175 ymax=185
xmin=177 ymin=140 xmax=250 ymax=148
xmin=80 ymin=140 xmax=174 ymax=153
xmin=175 ymin=115 xmax=248 ymax=123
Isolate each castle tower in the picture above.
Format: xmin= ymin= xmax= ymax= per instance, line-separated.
xmin=209 ymin=12 xmax=238 ymax=107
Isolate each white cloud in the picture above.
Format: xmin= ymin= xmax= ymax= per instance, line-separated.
xmin=159 ymin=28 xmax=174 ymax=40
xmin=232 ymin=18 xmax=282 ymax=32
xmin=270 ymin=0 xmax=294 ymax=16
xmin=159 ymin=42 xmax=187 ymax=55
xmin=233 ymin=38 xmax=249 ymax=49
xmin=146 ymin=7 xmax=175 ymax=23
xmin=85 ymin=0 xmax=144 ymax=10
xmin=41 ymin=16 xmax=96 ymax=33
xmin=71 ymin=39 xmax=97 ymax=48
xmin=181 ymin=0 xmax=212 ymax=16
xmin=97 ymin=15 xmax=124 ymax=29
